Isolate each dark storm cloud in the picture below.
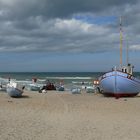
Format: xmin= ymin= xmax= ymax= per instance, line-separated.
xmin=0 ymin=0 xmax=140 ymax=53
xmin=0 ymin=0 xmax=138 ymax=19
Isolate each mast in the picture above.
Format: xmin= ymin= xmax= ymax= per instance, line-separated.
xmin=126 ymin=37 xmax=129 ymax=65
xmin=119 ymin=17 xmax=123 ymax=67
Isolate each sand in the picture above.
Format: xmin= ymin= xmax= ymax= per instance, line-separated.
xmin=0 ymin=90 xmax=140 ymax=140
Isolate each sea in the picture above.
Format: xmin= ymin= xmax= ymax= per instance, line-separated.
xmin=0 ymin=72 xmax=140 ymax=90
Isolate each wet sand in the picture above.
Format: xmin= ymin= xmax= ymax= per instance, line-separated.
xmin=0 ymin=90 xmax=140 ymax=140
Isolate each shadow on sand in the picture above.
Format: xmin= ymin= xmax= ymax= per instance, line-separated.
xmin=21 ymin=95 xmax=30 ymax=98
xmin=9 ymin=95 xmax=30 ymax=99
xmin=100 ymin=93 xmax=140 ymax=99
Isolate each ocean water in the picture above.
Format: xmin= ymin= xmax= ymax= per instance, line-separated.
xmin=0 ymin=72 xmax=102 ymax=90
xmin=0 ymin=72 xmax=140 ymax=90
xmin=0 ymin=72 xmax=102 ymax=81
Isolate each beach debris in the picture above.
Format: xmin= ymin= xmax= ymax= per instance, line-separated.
xmin=8 ymin=100 xmax=13 ymax=103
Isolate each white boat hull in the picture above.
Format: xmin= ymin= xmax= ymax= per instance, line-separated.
xmin=86 ymin=86 xmax=95 ymax=93
xmin=26 ymin=84 xmax=40 ymax=91
xmin=7 ymin=87 xmax=23 ymax=97
xmin=99 ymin=71 xmax=140 ymax=97
xmin=71 ymin=88 xmax=81 ymax=94
xmin=6 ymin=82 xmax=24 ymax=97
xmin=57 ymin=86 xmax=65 ymax=91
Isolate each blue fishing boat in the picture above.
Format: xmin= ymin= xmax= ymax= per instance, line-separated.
xmin=99 ymin=18 xmax=140 ymax=98
xmin=99 ymin=65 xmax=140 ymax=97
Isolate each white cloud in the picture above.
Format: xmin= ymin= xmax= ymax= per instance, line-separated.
xmin=130 ymin=44 xmax=140 ymax=50
xmin=54 ymin=18 xmax=93 ymax=34
xmin=0 ymin=0 xmax=17 ymax=6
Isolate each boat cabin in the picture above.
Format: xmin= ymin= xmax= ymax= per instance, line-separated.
xmin=120 ymin=63 xmax=134 ymax=75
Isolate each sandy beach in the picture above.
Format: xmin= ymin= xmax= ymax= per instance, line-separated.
xmin=0 ymin=90 xmax=140 ymax=140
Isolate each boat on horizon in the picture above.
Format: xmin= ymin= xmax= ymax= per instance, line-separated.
xmin=99 ymin=17 xmax=140 ymax=98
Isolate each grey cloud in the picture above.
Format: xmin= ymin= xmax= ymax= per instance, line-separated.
xmin=0 ymin=0 xmax=138 ymax=20
xmin=0 ymin=0 xmax=140 ymax=53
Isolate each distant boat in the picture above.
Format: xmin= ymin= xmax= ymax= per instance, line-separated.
xmin=39 ymin=82 xmax=56 ymax=93
xmin=6 ymin=81 xmax=25 ymax=97
xmin=57 ymin=86 xmax=65 ymax=91
xmin=86 ymin=86 xmax=95 ymax=93
xmin=99 ymin=17 xmax=140 ymax=98
xmin=0 ymin=77 xmax=9 ymax=91
xmin=27 ymin=78 xmax=41 ymax=91
xmin=0 ymin=84 xmax=6 ymax=91
xmin=71 ymin=87 xmax=81 ymax=94
xmin=26 ymin=83 xmax=41 ymax=91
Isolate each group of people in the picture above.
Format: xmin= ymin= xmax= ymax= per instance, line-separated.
xmin=39 ymin=80 xmax=56 ymax=93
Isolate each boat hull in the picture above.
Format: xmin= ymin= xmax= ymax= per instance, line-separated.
xmin=71 ymin=88 xmax=81 ymax=94
xmin=99 ymin=71 xmax=140 ymax=97
xmin=7 ymin=87 xmax=23 ymax=97
xmin=6 ymin=82 xmax=24 ymax=97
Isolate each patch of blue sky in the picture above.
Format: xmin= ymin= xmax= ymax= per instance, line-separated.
xmin=73 ymin=14 xmax=117 ymax=25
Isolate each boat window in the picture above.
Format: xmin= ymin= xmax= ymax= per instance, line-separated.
xmin=125 ymin=69 xmax=127 ymax=73
xmin=122 ymin=69 xmax=125 ymax=72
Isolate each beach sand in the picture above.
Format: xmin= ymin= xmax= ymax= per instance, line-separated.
xmin=0 ymin=90 xmax=140 ymax=140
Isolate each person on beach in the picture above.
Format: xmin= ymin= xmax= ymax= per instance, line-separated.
xmin=39 ymin=81 xmax=56 ymax=93
xmin=39 ymin=85 xmax=47 ymax=93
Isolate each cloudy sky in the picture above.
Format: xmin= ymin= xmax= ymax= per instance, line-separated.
xmin=0 ymin=0 xmax=140 ymax=72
